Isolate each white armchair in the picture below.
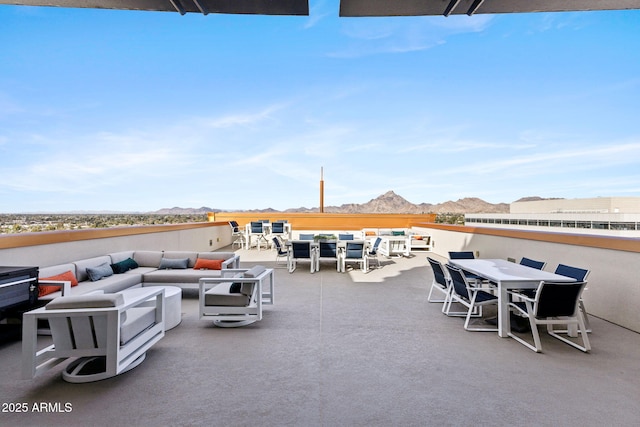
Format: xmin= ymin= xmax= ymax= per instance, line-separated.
xmin=199 ymin=265 xmax=274 ymax=327
xmin=22 ymin=287 xmax=165 ymax=383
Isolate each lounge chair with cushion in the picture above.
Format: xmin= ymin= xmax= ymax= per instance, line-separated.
xmin=199 ymin=265 xmax=273 ymax=327
xmin=22 ymin=287 xmax=165 ymax=383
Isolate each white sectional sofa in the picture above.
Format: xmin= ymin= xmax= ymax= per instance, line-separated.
xmin=37 ymin=250 xmax=240 ymax=302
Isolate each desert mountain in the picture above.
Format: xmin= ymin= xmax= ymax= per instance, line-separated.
xmin=317 ymin=191 xmax=509 ymax=214
xmin=153 ymin=191 xmax=510 ymax=214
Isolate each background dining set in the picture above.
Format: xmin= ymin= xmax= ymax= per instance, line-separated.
xmin=229 ymin=220 xmax=292 ymax=251
xmin=230 ymin=221 xmax=380 ymax=274
xmin=427 ymin=251 xmax=592 ymax=354
xmin=283 ymin=235 xmax=378 ymax=274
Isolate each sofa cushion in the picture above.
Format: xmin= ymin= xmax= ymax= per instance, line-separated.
xmin=132 ymin=251 xmax=163 ymax=268
xmin=46 ymin=293 xmax=124 ymax=310
xmin=193 ymin=258 xmax=223 ymax=270
xmin=197 ymin=252 xmax=235 ymax=261
xmin=162 ymin=251 xmax=198 ymax=268
xmin=39 ymin=270 xmax=79 ymax=297
xmin=143 ymin=269 xmax=222 ymax=284
xmin=111 ymin=258 xmax=139 ymax=274
xmin=229 ymin=272 xmax=245 ymax=293
xmin=204 ymin=283 xmax=251 ymax=307
xmin=74 ymin=256 xmax=112 ymax=282
xmin=244 ymin=265 xmax=266 ymax=278
xmin=86 ymin=262 xmax=114 ymax=282
xmin=109 ymin=251 xmax=135 ymax=264
xmin=38 ymin=273 xmax=144 ymax=301
xmin=159 ymin=258 xmax=189 ymax=269
xmin=91 ymin=273 xmax=143 ymax=294
xmin=39 ymin=263 xmax=77 ymax=280
xmin=240 ymin=282 xmax=255 ymax=296
xmin=120 ymin=306 xmax=156 ymax=345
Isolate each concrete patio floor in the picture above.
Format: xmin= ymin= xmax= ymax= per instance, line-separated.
xmin=1 ymin=247 xmax=639 ymax=426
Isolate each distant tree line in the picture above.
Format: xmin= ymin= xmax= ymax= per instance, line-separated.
xmin=0 ymin=214 xmax=208 ymax=234
xmin=1 ymin=212 xmax=465 ymax=234
xmin=435 ymin=213 xmax=465 ymax=225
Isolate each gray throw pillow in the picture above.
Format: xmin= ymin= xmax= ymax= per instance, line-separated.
xmin=159 ymin=257 xmax=189 ymax=269
xmin=86 ymin=262 xmax=114 ymax=281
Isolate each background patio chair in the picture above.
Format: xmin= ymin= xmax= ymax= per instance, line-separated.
xmin=272 ymin=237 xmax=288 ymax=268
xmin=229 ymin=220 xmax=246 ymax=249
xmin=448 ymin=251 xmax=475 ymax=259
xmin=367 ymin=237 xmax=382 ymax=269
xmin=340 ymin=241 xmax=367 ymax=272
xmin=554 ymin=264 xmax=592 ymax=332
xmin=426 ymin=257 xmax=452 ymax=311
xmin=249 ymin=221 xmax=268 ymax=250
xmin=448 ymin=251 xmax=485 ymax=283
xmin=517 ymin=263 xmax=591 ymax=332
xmin=507 ymin=281 xmax=590 ymax=353
xmin=520 ymin=257 xmax=546 ymax=270
xmin=338 ymin=233 xmax=354 ymax=241
xmin=316 ymin=240 xmax=340 ymax=271
xmin=299 ymin=233 xmax=315 ymax=241
xmin=444 ymin=264 xmax=498 ymax=331
xmin=270 ymin=221 xmax=286 ymax=244
xmin=22 ymin=288 xmax=165 ymax=383
xmin=288 ymin=241 xmax=316 ymax=273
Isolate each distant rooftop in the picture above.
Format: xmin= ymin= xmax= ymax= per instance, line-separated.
xmin=511 ymin=197 xmax=640 ymax=214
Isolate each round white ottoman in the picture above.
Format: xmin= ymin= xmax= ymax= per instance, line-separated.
xmin=140 ymin=286 xmax=182 ymax=330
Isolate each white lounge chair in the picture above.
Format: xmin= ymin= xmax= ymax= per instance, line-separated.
xmin=22 ymin=287 xmax=165 ymax=383
xmin=199 ymin=265 xmax=273 ymax=327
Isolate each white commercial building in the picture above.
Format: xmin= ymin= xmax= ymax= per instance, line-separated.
xmin=465 ymin=197 xmax=640 ymax=237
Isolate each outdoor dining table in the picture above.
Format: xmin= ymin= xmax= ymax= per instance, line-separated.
xmin=448 ymin=258 xmax=577 ymax=338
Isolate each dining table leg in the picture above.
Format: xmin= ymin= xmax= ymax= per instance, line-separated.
xmin=498 ymin=282 xmax=510 ymax=338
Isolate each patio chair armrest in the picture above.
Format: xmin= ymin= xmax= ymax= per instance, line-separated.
xmin=119 ymin=287 xmax=165 ymax=311
xmin=222 ymin=255 xmax=241 ymax=269
xmin=506 ymin=289 xmax=536 ymax=302
xmin=38 ymin=279 xmax=72 ymax=296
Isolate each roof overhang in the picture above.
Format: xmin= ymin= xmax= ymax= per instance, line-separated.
xmin=0 ymin=0 xmax=310 ymax=15
xmin=339 ymin=0 xmax=640 ymax=17
xmin=3 ymin=1 xmax=640 ymax=17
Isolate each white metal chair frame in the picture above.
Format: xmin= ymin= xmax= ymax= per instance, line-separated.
xmin=229 ymin=221 xmax=246 ymax=249
xmin=288 ymin=241 xmax=317 ymax=273
xmin=444 ymin=264 xmax=498 ymax=332
xmin=22 ymin=288 xmax=165 ymax=383
xmin=272 ymin=236 xmax=289 ymax=268
xmin=199 ymin=267 xmax=274 ymax=327
xmin=316 ymin=240 xmax=341 ymax=272
xmin=367 ymin=237 xmax=382 ymax=269
xmin=339 ymin=240 xmax=368 ymax=273
xmin=426 ymin=257 xmax=455 ymax=314
xmin=247 ymin=221 xmax=269 ymax=251
xmin=507 ymin=281 xmax=590 ymax=353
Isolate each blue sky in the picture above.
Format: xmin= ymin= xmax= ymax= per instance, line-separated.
xmin=1 ymin=2 xmax=639 ymax=213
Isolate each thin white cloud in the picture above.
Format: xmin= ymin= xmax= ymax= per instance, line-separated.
xmin=437 ymin=140 xmax=640 ymax=178
xmin=303 ymin=0 xmax=332 ymax=29
xmin=196 ymin=103 xmax=287 ymax=129
xmin=331 ymin=15 xmax=492 ymax=57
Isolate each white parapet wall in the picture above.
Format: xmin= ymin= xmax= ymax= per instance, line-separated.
xmin=0 ymin=223 xmax=232 ymax=268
